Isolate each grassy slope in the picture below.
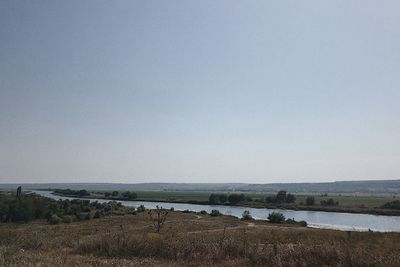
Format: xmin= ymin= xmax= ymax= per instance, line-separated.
xmin=1 ymin=211 xmax=400 ymax=266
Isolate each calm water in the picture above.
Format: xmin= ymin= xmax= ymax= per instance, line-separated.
xmin=34 ymin=190 xmax=400 ymax=232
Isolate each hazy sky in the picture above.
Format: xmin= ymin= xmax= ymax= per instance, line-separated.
xmin=1 ymin=1 xmax=399 ymax=183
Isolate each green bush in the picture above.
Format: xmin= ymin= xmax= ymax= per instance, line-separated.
xmin=137 ymin=205 xmax=146 ymax=212
xmin=210 ymin=210 xmax=221 ymax=217
xmin=48 ymin=214 xmax=62 ymax=225
xmin=267 ymin=212 xmax=285 ymax=223
xmin=242 ymin=210 xmax=253 ymax=220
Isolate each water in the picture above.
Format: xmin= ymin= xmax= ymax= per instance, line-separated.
xmin=33 ymin=190 xmax=400 ymax=232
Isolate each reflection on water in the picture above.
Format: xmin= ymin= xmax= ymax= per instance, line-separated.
xmin=34 ymin=190 xmax=400 ymax=232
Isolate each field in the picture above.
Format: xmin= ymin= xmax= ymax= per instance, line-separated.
xmin=1 ymin=210 xmax=400 ymax=266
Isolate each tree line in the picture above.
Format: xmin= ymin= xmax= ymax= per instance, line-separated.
xmin=0 ymin=188 xmax=134 ymax=223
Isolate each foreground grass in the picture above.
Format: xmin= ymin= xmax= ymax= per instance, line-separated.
xmin=1 ymin=211 xmax=400 ymax=266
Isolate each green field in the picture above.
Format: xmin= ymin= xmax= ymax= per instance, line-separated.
xmin=131 ymin=191 xmax=396 ymax=208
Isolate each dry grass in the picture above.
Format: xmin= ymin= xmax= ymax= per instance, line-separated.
xmin=1 ymin=212 xmax=400 ymax=266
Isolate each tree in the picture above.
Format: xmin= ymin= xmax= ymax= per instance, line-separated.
xmin=78 ymin=190 xmax=89 ymax=196
xmin=148 ymin=206 xmax=168 ymax=233
xmin=320 ymin=198 xmax=338 ymax=206
xmin=218 ymin=194 xmax=228 ymax=203
xmin=305 ymin=196 xmax=315 ymax=206
xmin=228 ymin=194 xmax=245 ymax=204
xmin=267 ymin=212 xmax=285 ymax=223
xmin=112 ymin=191 xmax=119 ymax=196
xmin=245 ymin=195 xmax=253 ymax=202
xmin=276 ymin=191 xmax=287 ymax=203
xmin=16 ymin=186 xmax=22 ymax=200
xmin=285 ymin=193 xmax=296 ymax=203
xmin=265 ymin=195 xmax=276 ymax=203
xmin=122 ymin=191 xmax=137 ymax=199
xmin=209 ymin=194 xmax=228 ymax=204
xmin=209 ymin=194 xmax=219 ymax=204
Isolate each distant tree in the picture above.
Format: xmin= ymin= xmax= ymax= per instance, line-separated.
xmin=16 ymin=186 xmax=22 ymax=200
xmin=267 ymin=212 xmax=285 ymax=223
xmin=104 ymin=192 xmax=111 ymax=197
xmin=112 ymin=191 xmax=119 ymax=196
xmin=148 ymin=206 xmax=169 ymax=233
xmin=209 ymin=194 xmax=219 ymax=204
xmin=320 ymin=198 xmax=338 ymax=206
xmin=305 ymin=196 xmax=315 ymax=206
xmin=209 ymin=194 xmax=228 ymax=204
xmin=122 ymin=191 xmax=137 ymax=199
xmin=78 ymin=190 xmax=89 ymax=196
xmin=276 ymin=191 xmax=287 ymax=203
xmin=218 ymin=194 xmax=228 ymax=203
xmin=245 ymin=195 xmax=253 ymax=202
xmin=285 ymin=193 xmax=296 ymax=203
xmin=228 ymin=194 xmax=245 ymax=204
xmin=242 ymin=210 xmax=253 ymax=220
xmin=265 ymin=195 xmax=276 ymax=203
xmin=381 ymin=200 xmax=400 ymax=210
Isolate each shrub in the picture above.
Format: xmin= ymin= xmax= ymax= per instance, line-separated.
xmin=48 ymin=214 xmax=62 ymax=225
xmin=137 ymin=205 xmax=146 ymax=212
xmin=94 ymin=210 xmax=104 ymax=219
xmin=242 ymin=210 xmax=253 ymax=220
xmin=170 ymin=207 xmax=174 ymax=211
xmin=200 ymin=210 xmax=207 ymax=215
xmin=210 ymin=209 xmax=221 ymax=216
xmin=148 ymin=206 xmax=169 ymax=233
xmin=267 ymin=212 xmax=285 ymax=223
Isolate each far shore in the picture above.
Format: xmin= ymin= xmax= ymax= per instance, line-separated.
xmin=48 ymin=191 xmax=400 ymax=217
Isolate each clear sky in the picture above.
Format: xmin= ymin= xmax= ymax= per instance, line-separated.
xmin=0 ymin=1 xmax=399 ymax=184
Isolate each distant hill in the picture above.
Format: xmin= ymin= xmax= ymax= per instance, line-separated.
xmin=1 ymin=180 xmax=399 ymax=193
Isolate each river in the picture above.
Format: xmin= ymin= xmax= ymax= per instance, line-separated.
xmin=34 ymin=190 xmax=400 ymax=232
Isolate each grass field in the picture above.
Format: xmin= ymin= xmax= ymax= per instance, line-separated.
xmin=1 ymin=210 xmax=400 ymax=266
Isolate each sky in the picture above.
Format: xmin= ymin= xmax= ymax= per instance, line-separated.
xmin=0 ymin=1 xmax=399 ymax=184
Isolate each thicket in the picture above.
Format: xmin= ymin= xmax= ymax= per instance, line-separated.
xmin=265 ymin=190 xmax=296 ymax=204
